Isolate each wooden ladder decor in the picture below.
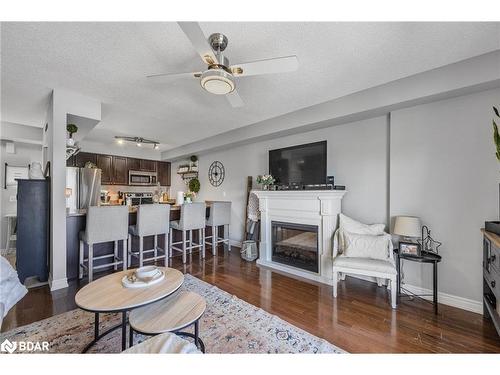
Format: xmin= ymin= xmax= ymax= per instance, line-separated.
xmin=243 ymin=176 xmax=253 ymax=240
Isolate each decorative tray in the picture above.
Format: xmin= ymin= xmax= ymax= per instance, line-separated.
xmin=121 ymin=270 xmax=165 ymax=288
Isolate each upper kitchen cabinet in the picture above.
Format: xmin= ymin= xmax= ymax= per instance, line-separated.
xmin=75 ymin=152 xmax=97 ymax=168
xmin=96 ymin=154 xmax=113 ymax=184
xmin=157 ymin=161 xmax=171 ymax=186
xmin=127 ymin=158 xmax=141 ymax=171
xmin=113 ymin=156 xmax=128 ymax=185
xmin=140 ymin=159 xmax=156 ymax=172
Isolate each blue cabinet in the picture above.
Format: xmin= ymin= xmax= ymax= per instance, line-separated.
xmin=16 ymin=179 xmax=49 ymax=284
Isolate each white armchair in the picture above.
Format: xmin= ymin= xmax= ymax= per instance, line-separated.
xmin=332 ymin=229 xmax=397 ymax=308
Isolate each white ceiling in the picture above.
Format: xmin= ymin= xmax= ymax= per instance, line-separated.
xmin=1 ymin=22 xmax=499 ymax=152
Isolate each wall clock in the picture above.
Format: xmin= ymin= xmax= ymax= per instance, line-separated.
xmin=208 ymin=161 xmax=225 ymax=187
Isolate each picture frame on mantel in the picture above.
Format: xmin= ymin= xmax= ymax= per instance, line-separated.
xmin=399 ymin=241 xmax=421 ymax=257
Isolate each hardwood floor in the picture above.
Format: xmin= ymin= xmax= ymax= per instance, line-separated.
xmin=2 ymin=248 xmax=500 ymax=353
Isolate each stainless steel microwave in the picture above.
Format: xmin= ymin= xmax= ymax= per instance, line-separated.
xmin=128 ymin=170 xmax=157 ymax=186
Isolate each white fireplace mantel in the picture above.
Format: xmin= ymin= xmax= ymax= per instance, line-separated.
xmin=252 ymin=189 xmax=346 ymax=285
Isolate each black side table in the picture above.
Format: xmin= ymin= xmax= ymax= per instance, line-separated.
xmin=394 ymin=249 xmax=442 ymax=314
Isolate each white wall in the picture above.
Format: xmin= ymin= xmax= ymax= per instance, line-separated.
xmin=0 ymin=141 xmax=43 ymax=249
xmin=390 ymin=88 xmax=500 ymax=303
xmin=171 ymin=115 xmax=389 ymax=244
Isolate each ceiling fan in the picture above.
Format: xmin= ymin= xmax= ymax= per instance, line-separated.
xmin=147 ymin=22 xmax=299 ymax=108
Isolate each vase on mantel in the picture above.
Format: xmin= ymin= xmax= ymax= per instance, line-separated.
xmin=262 ymin=185 xmax=269 ymax=191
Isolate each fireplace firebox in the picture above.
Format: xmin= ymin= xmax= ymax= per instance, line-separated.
xmin=271 ymin=221 xmax=319 ymax=273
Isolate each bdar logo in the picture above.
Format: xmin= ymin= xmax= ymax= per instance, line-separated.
xmin=1 ymin=339 xmax=17 ymax=353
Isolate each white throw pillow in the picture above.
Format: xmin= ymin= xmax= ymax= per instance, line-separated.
xmin=341 ymin=231 xmax=390 ymax=261
xmin=339 ymin=213 xmax=385 ymax=235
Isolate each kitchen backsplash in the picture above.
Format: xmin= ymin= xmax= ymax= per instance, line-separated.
xmin=102 ymin=185 xmax=171 ymax=201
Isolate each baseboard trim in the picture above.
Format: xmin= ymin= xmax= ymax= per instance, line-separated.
xmin=229 ymin=239 xmax=242 ymax=248
xmin=402 ymin=283 xmax=483 ymax=314
xmin=48 ymin=276 xmax=68 ymax=291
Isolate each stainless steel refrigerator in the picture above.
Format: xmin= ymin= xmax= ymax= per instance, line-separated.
xmin=66 ymin=167 xmax=102 ymax=210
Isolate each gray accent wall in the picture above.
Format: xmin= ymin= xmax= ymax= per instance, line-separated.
xmin=170 ymin=87 xmax=500 ymax=306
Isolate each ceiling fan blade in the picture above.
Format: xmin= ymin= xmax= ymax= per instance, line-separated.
xmin=230 ymin=55 xmax=298 ymax=77
xmin=226 ymin=89 xmax=244 ymax=108
xmin=146 ymin=71 xmax=201 ymax=82
xmin=177 ymin=22 xmax=218 ymax=65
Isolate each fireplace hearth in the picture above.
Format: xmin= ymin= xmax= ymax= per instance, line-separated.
xmin=271 ymin=221 xmax=318 ymax=273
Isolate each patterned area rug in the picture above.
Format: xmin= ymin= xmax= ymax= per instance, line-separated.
xmin=1 ymin=274 xmax=345 ymax=354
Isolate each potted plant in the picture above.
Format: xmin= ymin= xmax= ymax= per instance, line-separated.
xmin=256 ymin=174 xmax=275 ymax=190
xmin=189 ymin=177 xmax=200 ymax=194
xmin=67 ymin=124 xmax=78 ymax=146
xmin=185 ymin=191 xmax=196 ymax=203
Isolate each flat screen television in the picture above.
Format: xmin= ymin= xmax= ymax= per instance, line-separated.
xmin=269 ymin=141 xmax=327 ymax=186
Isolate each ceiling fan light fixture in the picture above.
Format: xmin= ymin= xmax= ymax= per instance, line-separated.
xmin=200 ymin=69 xmax=235 ymax=95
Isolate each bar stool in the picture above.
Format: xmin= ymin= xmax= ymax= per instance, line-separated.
xmin=169 ymin=202 xmax=206 ymax=264
xmin=128 ymin=204 xmax=170 ymax=268
xmin=205 ymin=201 xmax=231 ymax=256
xmin=79 ymin=205 xmax=128 ymax=282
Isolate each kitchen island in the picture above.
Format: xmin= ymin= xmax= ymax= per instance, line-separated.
xmin=66 ymin=202 xmax=227 ymax=280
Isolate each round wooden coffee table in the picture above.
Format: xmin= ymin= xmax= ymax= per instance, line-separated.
xmin=75 ymin=267 xmax=184 ymax=353
xmin=129 ymin=291 xmax=207 ymax=352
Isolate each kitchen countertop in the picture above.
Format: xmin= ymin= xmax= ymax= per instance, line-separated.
xmin=66 ymin=201 xmax=226 ymax=217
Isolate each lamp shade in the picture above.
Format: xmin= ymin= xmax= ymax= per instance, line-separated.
xmin=393 ymin=216 xmax=421 ymax=237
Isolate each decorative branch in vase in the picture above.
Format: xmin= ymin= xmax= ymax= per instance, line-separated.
xmin=256 ymin=174 xmax=275 ymax=190
xmin=492 ymin=106 xmax=500 ymax=162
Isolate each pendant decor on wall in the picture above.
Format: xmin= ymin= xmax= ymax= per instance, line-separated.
xmin=208 ymin=161 xmax=225 ymax=187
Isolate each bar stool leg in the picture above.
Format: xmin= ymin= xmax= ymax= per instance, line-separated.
xmin=114 ymin=240 xmax=118 ymax=271
xmin=226 ymin=225 xmax=231 ymax=252
xmin=201 ymin=228 xmax=206 ymax=259
xmin=127 ymin=234 xmax=132 ymax=267
xmin=169 ymin=230 xmax=173 ymax=259
xmin=212 ymin=226 xmax=217 ymax=256
xmin=154 ymin=235 xmax=158 ymax=261
xmin=122 ymin=239 xmax=127 ymax=270
xmin=164 ymin=232 xmax=168 ymax=267
xmin=139 ymin=236 xmax=144 ymax=267
xmin=182 ymin=230 xmax=187 ymax=264
xmin=88 ymin=244 xmax=94 ymax=282
xmin=189 ymin=230 xmax=193 ymax=254
xmin=79 ymin=240 xmax=84 ymax=279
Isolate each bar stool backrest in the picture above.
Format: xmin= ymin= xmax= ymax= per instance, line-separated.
xmin=206 ymin=201 xmax=231 ymax=227
xmin=137 ymin=204 xmax=170 ymax=236
xmin=85 ymin=205 xmax=128 ymax=244
xmin=179 ymin=202 xmax=206 ymax=231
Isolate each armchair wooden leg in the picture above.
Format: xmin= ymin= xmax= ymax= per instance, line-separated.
xmin=390 ymin=277 xmax=397 ymax=309
xmin=164 ymin=232 xmax=168 ymax=267
xmin=332 ymin=270 xmax=338 ymax=298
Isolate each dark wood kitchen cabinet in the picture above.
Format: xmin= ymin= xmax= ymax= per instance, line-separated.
xmin=75 ymin=152 xmax=97 ymax=168
xmin=127 ymin=158 xmax=141 ymax=171
xmin=157 ymin=161 xmax=171 ymax=186
xmin=96 ymin=154 xmax=113 ymax=184
xmin=67 ymin=151 xmax=170 ymax=186
xmin=112 ymin=156 xmax=128 ymax=185
xmin=140 ymin=159 xmax=156 ymax=172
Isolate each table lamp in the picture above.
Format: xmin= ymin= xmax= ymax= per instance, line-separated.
xmin=393 ymin=216 xmax=421 ymax=241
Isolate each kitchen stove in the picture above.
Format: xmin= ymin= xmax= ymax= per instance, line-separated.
xmin=123 ymin=192 xmax=154 ymax=205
